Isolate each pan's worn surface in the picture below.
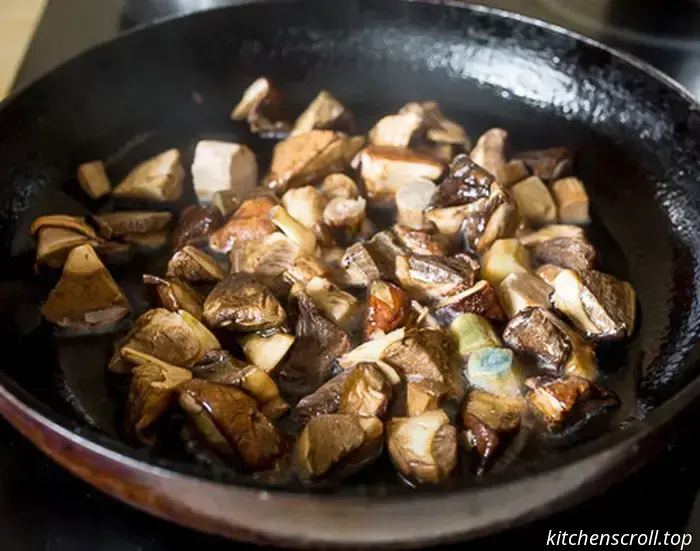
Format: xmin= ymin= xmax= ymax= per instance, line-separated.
xmin=0 ymin=0 xmax=700 ymax=547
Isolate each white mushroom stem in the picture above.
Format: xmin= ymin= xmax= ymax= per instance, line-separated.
xmin=323 ymin=197 xmax=366 ymax=233
xmin=191 ymin=141 xmax=258 ymax=203
xmin=77 ymin=161 xmax=111 ymax=199
xmin=395 ymin=179 xmax=436 ymax=230
xmin=510 ymin=176 xmax=558 ymax=226
xmin=552 ymin=177 xmax=591 ymax=224
xmin=281 ymin=186 xmax=327 ymax=231
xmin=268 ymin=205 xmax=318 ymax=255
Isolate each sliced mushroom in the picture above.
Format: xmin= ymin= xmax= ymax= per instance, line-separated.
xmin=395 ymin=253 xmax=478 ymax=302
xmin=494 ymin=159 xmax=530 ymax=188
xmin=77 ymin=160 xmax=112 ymax=200
xmin=323 ymin=197 xmax=367 ymax=238
xmin=294 ymin=414 xmax=383 ymax=483
xmin=191 ymin=141 xmax=257 ymax=203
xmin=481 ymin=238 xmax=531 ymax=287
xmin=502 ymin=307 xmax=571 ymax=372
xmin=391 ymin=224 xmax=448 ymax=257
xmin=469 ymin=128 xmax=507 ymax=177
xmin=281 ymin=186 xmax=327 ymax=233
xmin=305 ymin=276 xmax=360 ymax=329
xmin=283 ymin=255 xmax=335 ymax=287
xmin=368 ymin=109 xmax=424 ymax=148
xmin=320 ymin=173 xmax=359 ymax=200
xmin=41 ymin=244 xmax=130 ymax=331
xmin=424 ymin=203 xmax=472 ymax=237
xmin=170 ymin=205 xmax=223 ymax=249
xmin=337 ymin=328 xmax=405 ymax=370
xmin=238 ymin=332 xmax=295 ymax=373
xmin=143 ymin=275 xmax=204 ymax=319
xmin=292 ymin=90 xmax=353 ymax=136
xmin=465 ymin=347 xmax=523 ymax=397
xmin=395 ymin=179 xmax=436 ymax=230
xmin=510 ymin=176 xmax=558 ymax=226
xmin=536 ymin=264 xmax=564 ymax=286
xmin=427 ymin=153 xmax=494 ymax=209
xmin=233 ymin=232 xmax=300 ymax=294
xmin=338 ymin=363 xmax=393 ymax=418
xmin=166 ymin=245 xmax=226 ymax=283
xmin=112 ymin=149 xmax=184 ymax=203
xmin=415 ymin=101 xmax=470 ymax=148
xmin=461 ymin=390 xmax=525 ymax=473
xmin=211 ymin=189 xmax=241 ymax=219
xmin=513 ymin=147 xmax=572 ymax=182
xmin=530 ymin=237 xmax=596 ymax=271
xmin=353 ymin=145 xmax=444 ymax=204
xmin=178 ymin=379 xmax=282 ymax=470
xmin=231 ymin=77 xmax=291 ymax=138
xmin=387 ymin=409 xmax=458 ymax=484
xmin=449 ymin=313 xmax=502 ymax=358
xmin=203 ymin=273 xmax=287 ymax=332
xmin=497 ymin=272 xmax=554 ymax=318
xmin=518 ymin=224 xmax=585 ymax=246
xmin=341 ymin=242 xmax=382 ymax=286
xmin=365 ymin=280 xmax=410 ymax=340
xmin=525 ymin=375 xmax=618 ymax=428
xmin=125 ymin=362 xmax=192 ymax=445
xmin=403 ymin=379 xmax=445 ymax=417
xmin=209 ymin=214 xmax=277 ymax=254
xmin=551 ymin=177 xmax=590 ymax=224
xmin=462 ymin=182 xmax=520 ymax=255
xmin=433 ymin=280 xmax=505 ymax=325
xmin=264 ymin=130 xmax=365 ymax=194
xmin=34 ymin=227 xmax=102 ymax=269
xmin=31 ymin=214 xmax=99 ymax=240
xmin=93 ymin=211 xmax=173 ymax=240
xmin=551 ymin=269 xmax=636 ymax=341
xmin=268 ymin=204 xmax=318 ymax=255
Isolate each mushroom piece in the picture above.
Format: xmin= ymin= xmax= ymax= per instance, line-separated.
xmin=449 ymin=313 xmax=502 ymax=358
xmin=403 ymin=379 xmax=445 ymax=417
xmin=123 ymin=230 xmax=170 ymax=250
xmin=387 ymin=409 xmax=458 ymax=484
xmin=112 ymin=149 xmax=185 ymax=203
xmin=233 ymin=232 xmax=301 ymax=295
xmin=513 ymin=147 xmax=572 ymax=182
xmin=294 ymin=414 xmax=384 ymax=483
xmin=281 ymin=186 xmax=327 ymax=233
xmin=551 ymin=269 xmax=636 ymax=341
xmin=461 ymin=390 xmax=525 ymax=474
xmin=352 ymin=145 xmax=444 ymax=204
xmin=93 ymin=211 xmax=173 ymax=240
xmin=191 ymin=141 xmax=258 ymax=203
xmin=494 ymin=159 xmax=530 ymax=188
xmin=282 ymin=255 xmax=335 ymax=287
xmin=209 ymin=212 xmax=277 ymax=254
xmin=337 ymin=328 xmax=405 ymax=370
xmin=34 ymin=227 xmax=102 ymax=269
xmin=341 ymin=242 xmax=382 ymax=286
xmin=178 ymin=379 xmax=282 ymax=470
xmin=77 ymin=160 xmax=112 ymax=200
xmin=469 ymin=128 xmax=508 ymax=177
xmin=424 ymin=203 xmax=472 ymax=237
xmin=368 ymin=109 xmax=424 ymax=148
xmin=264 ymin=130 xmax=365 ymax=194
xmin=31 ymin=214 xmax=100 ymax=240
xmin=427 ymin=153 xmax=494 ymax=209
xmin=268 ymin=204 xmax=318 ymax=255
xmin=41 ymin=244 xmax=130 ymax=331
xmin=305 ymin=276 xmax=360 ymax=329
xmin=525 ymin=375 xmax=619 ymax=429
xmin=497 ymin=272 xmax=554 ymax=318
xmin=395 ymin=253 xmax=479 ymax=302
xmin=391 ymin=224 xmax=448 ymax=257
xmin=291 ymin=90 xmax=353 ymax=136
xmin=125 ymin=362 xmax=193 ymax=445
xmin=365 ymin=280 xmax=410 ymax=340
xmin=461 ymin=182 xmax=520 ymax=255
xmin=211 ymin=189 xmax=241 ymax=219
xmin=320 ymin=173 xmax=359 ymax=201
xmin=529 ymin=237 xmax=597 ymax=271
xmin=230 ymin=77 xmax=291 ymax=138
xmin=518 ymin=224 xmax=585 ymax=246
xmin=170 ymin=205 xmax=223 ymax=249
xmin=238 ymin=332 xmax=295 ymax=373
xmin=415 ymin=101 xmax=470 ymax=148
xmin=481 ymin=238 xmax=531 ymax=287
xmin=510 ymin=176 xmax=558 ymax=226
xmin=433 ymin=280 xmax=505 ymax=325
xmin=395 ymin=179 xmax=436 ymax=230
xmin=552 ymin=177 xmax=591 ymax=225
xmin=323 ymin=197 xmax=367 ymax=238
xmin=536 ymin=264 xmax=564 ymax=286
xmin=277 ymin=291 xmax=351 ymax=398
xmin=166 ymin=245 xmax=226 ymax=283
xmin=203 ymin=273 xmax=287 ymax=332
xmin=465 ymin=347 xmax=523 ymax=397
xmin=143 ymin=274 xmax=204 ymax=319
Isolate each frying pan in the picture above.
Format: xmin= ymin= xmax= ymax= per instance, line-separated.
xmin=1 ymin=0 xmax=700 ymax=547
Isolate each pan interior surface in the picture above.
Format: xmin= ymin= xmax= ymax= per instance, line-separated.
xmin=0 ymin=0 xmax=699 ymax=499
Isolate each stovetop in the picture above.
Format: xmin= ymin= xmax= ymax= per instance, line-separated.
xmin=5 ymin=1 xmax=700 ymax=549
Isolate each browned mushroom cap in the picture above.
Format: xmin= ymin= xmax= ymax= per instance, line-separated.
xmin=551 ymin=177 xmax=590 ymax=224
xmin=166 ymin=246 xmax=226 ymax=283
xmin=209 ymin=215 xmax=277 ymax=254
xmin=125 ymin=362 xmax=192 ymax=445
xmin=529 ymin=237 xmax=597 ymax=271
xmin=264 ymin=130 xmax=365 ymax=194
xmin=178 ymin=379 xmax=282 ymax=470
xmin=231 ymin=77 xmax=292 ymax=138
xmin=551 ymin=268 xmax=636 ymax=341
xmin=294 ymin=414 xmax=384 ymax=483
xmin=305 ymin=276 xmax=360 ymax=330
xmin=433 ymin=280 xmax=505 ymax=325
xmin=281 ymin=186 xmax=328 ymax=232
xmin=387 ymin=409 xmax=458 ymax=484
xmin=203 ymin=273 xmax=286 ymax=332
xmin=365 ymin=280 xmax=410 ymax=340
xmin=391 ymin=225 xmax=449 ymax=257
xmin=143 ymin=275 xmax=205 ymax=319
xmin=469 ymin=128 xmax=508 ymax=177
xmin=93 ymin=211 xmax=173 ymax=239
xmin=320 ymin=173 xmax=359 ymax=201
xmin=496 ymin=272 xmax=554 ymax=318
xmin=524 ymin=375 xmax=618 ymax=428
xmin=77 ymin=160 xmax=112 ymax=200
xmin=238 ymin=332 xmax=296 ymax=373
xmin=171 ymin=205 xmax=223 ymax=250
xmin=462 ymin=182 xmax=520 ymax=255
xmin=291 ymin=90 xmax=353 ymax=136
xmin=369 ymin=109 xmax=425 ymax=148
xmin=461 ymin=390 xmax=525 ymax=474
xmin=427 ymin=153 xmax=494 ymax=209
xmin=402 ymin=379 xmax=445 ymax=417
xmin=513 ymin=147 xmax=572 ymax=182
xmin=34 ymin=227 xmax=102 ymax=269
xmin=41 ymin=244 xmax=130 ymax=331
xmin=395 ymin=253 xmax=479 ymax=302
xmin=112 ymin=149 xmax=184 ymax=202
xmin=352 ymin=145 xmax=444 ymax=204
xmin=191 ymin=141 xmax=258 ymax=203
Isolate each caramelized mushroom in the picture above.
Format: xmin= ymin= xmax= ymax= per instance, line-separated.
xmin=396 ymin=253 xmax=479 ymax=302
xmin=171 ymin=205 xmax=223 ymax=249
xmin=530 ymin=237 xmax=597 ymax=271
xmin=414 ymin=101 xmax=470 ymax=148
xmin=34 ymin=227 xmax=102 ymax=269
xmin=231 ymin=77 xmax=291 ymax=137
xmin=469 ymin=128 xmax=508 ymax=176
xmin=238 ymin=332 xmax=295 ymax=374
xmin=233 ymin=232 xmax=300 ymax=294
xmin=211 ymin=189 xmax=241 ymax=219
xmin=143 ymin=275 xmax=204 ymax=319
xmin=461 ymin=182 xmax=520 ymax=254
xmin=536 ymin=264 xmax=564 ymax=286
xmin=433 ymin=280 xmax=505 ymax=325
xmin=31 ymin=214 xmax=99 ymax=240
xmin=427 ymin=153 xmax=494 ymax=209
xmin=77 ymin=160 xmax=112 ymax=200
xmin=283 ymin=255 xmax=335 ymax=287
xmin=503 ymin=307 xmax=571 ymax=372
xmin=369 ymin=109 xmax=424 ymax=148
xmin=497 ymin=272 xmax=554 ymax=318
xmin=552 ymin=177 xmax=591 ymax=224
xmin=112 ymin=149 xmax=184 ymax=203
xmin=93 ymin=211 xmax=173 ymax=240
xmin=392 ymin=224 xmax=448 ymax=256
xmin=191 ymin=141 xmax=258 ymax=203
xmin=291 ymin=90 xmax=352 ymax=136
xmin=305 ymin=276 xmax=359 ymax=329
xmin=166 ymin=245 xmax=226 ymax=283
xmin=403 ymin=380 xmax=445 ymax=417
xmin=209 ymin=213 xmax=277 ymax=254
xmin=494 ymin=159 xmax=530 ymax=188
xmin=365 ymin=280 xmax=409 ymax=340
xmin=514 ymin=147 xmax=572 ymax=182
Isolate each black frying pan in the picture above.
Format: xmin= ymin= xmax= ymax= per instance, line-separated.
xmin=1 ymin=0 xmax=700 ymax=547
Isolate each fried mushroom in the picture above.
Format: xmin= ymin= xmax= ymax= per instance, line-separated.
xmin=238 ymin=332 xmax=295 ymax=374
xmin=510 ymin=176 xmax=558 ymax=226
xmin=143 ymin=275 xmax=204 ymax=319
xmin=514 ymin=147 xmax=572 ymax=182
xmin=320 ymin=173 xmax=359 ymax=201
xmin=93 ymin=211 xmax=173 ymax=240
xmin=497 ymin=272 xmax=554 ymax=318
xmin=305 ymin=276 xmax=359 ymax=329
xmin=427 ymin=153 xmax=494 ymax=209
xmin=291 ymin=90 xmax=353 ymax=136
xmin=461 ymin=182 xmax=520 ymax=255
xmin=395 ymin=179 xmax=437 ymax=230
xmin=530 ymin=237 xmax=597 ymax=271
xmin=552 ymin=177 xmax=591 ymax=224
xmin=171 ymin=205 xmax=223 ymax=249
xmin=395 ymin=254 xmax=479 ymax=302
xmin=469 ymin=128 xmax=508 ymax=176
xmin=77 ymin=160 xmax=111 ymax=200
xmin=231 ymin=77 xmax=291 ymax=137
xmin=281 ymin=186 xmax=327 ymax=233
xmin=191 ymin=141 xmax=258 ymax=203
xmin=481 ymin=238 xmax=531 ymax=287
xmin=365 ymin=280 xmax=410 ymax=340
xmin=433 ymin=280 xmax=505 ymax=325
xmin=392 ymin=224 xmax=448 ymax=256
xmin=112 ymin=149 xmax=184 ymax=203
xmin=166 ymin=245 xmax=226 ymax=283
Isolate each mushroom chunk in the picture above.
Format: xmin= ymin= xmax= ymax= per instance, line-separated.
xmin=166 ymin=245 xmax=226 ymax=283
xmin=32 ymin=215 xmax=104 ymax=269
xmin=525 ymin=375 xmax=619 ymax=429
xmin=552 ymin=177 xmax=591 ymax=224
xmin=208 ymin=194 xmax=278 ymax=253
xmin=264 ymin=130 xmax=365 ymax=194
xmin=518 ymin=224 xmax=585 ymax=246
xmin=238 ymin=332 xmax=295 ymax=374
xmin=369 ymin=109 xmax=424 ymax=148
xmin=291 ymin=90 xmax=353 ymax=136
xmin=352 ymin=145 xmax=444 ymax=204
xmin=392 ymin=224 xmax=448 ymax=257
xmin=494 ymin=159 xmax=530 ymax=188
xmin=481 ymin=238 xmax=531 ymax=287
xmin=461 ymin=182 xmax=520 ymax=254
xmin=178 ymin=379 xmax=282 ymax=470
xmin=323 ymin=197 xmax=367 ymax=238
xmin=433 ymin=280 xmax=505 ymax=325
xmin=143 ymin=275 xmax=204 ymax=319
xmin=294 ymin=414 xmax=384 ymax=483
xmin=387 ymin=410 xmax=458 ymax=484
xmin=513 ymin=147 xmax=572 ymax=182
xmin=469 ymin=128 xmax=508 ymax=177
xmin=230 ymin=77 xmax=291 ymax=138
xmin=320 ymin=173 xmax=359 ymax=201
xmin=337 ymin=328 xmax=405 ymax=369
xmin=283 ymin=255 xmax=336 ymax=287
xmin=427 ymin=154 xmax=494 ymax=209
xmin=510 ymin=176 xmax=558 ymax=226
xmin=277 ymin=291 xmax=351 ymax=398
xmin=125 ymin=363 xmax=192 ymax=445
xmin=461 ymin=390 xmax=525 ymax=474
xmin=268 ymin=205 xmax=318 ymax=255
xmin=113 ymin=149 xmax=184 ymax=203
xmin=93 ymin=211 xmax=173 ymax=240
xmin=396 ymin=254 xmax=479 ymax=302
xmin=404 ymin=380 xmax=445 ymax=417
xmin=530 ymin=237 xmax=597 ymax=271
xmin=281 ymin=186 xmax=327 ymax=233
xmin=465 ymin=347 xmax=523 ymax=397
xmin=341 ymin=231 xmax=405 ymax=286
xmin=77 ymin=160 xmax=112 ymax=200
xmin=233 ymin=232 xmax=301 ymax=294
xmin=171 ymin=205 xmax=223 ymax=250
xmin=551 ymin=269 xmax=636 ymax=341
xmin=191 ymin=141 xmax=258 ymax=203
xmin=31 ymin=214 xmax=99 ymax=239
xmin=365 ymin=280 xmax=410 ymax=340
xmin=41 ymin=244 xmax=130 ymax=331
xmin=415 ymin=101 xmax=470 ymax=148
xmin=536 ymin=264 xmax=564 ymax=286
xmin=449 ymin=313 xmax=502 ymax=358
xmin=305 ymin=276 xmax=360 ymax=329
xmin=211 ymin=189 xmax=241 ymax=219
xmin=203 ymin=274 xmax=287 ymax=332
xmin=497 ymin=272 xmax=554 ymax=318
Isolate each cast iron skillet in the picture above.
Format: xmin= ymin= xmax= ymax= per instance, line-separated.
xmin=1 ymin=0 xmax=700 ymax=547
